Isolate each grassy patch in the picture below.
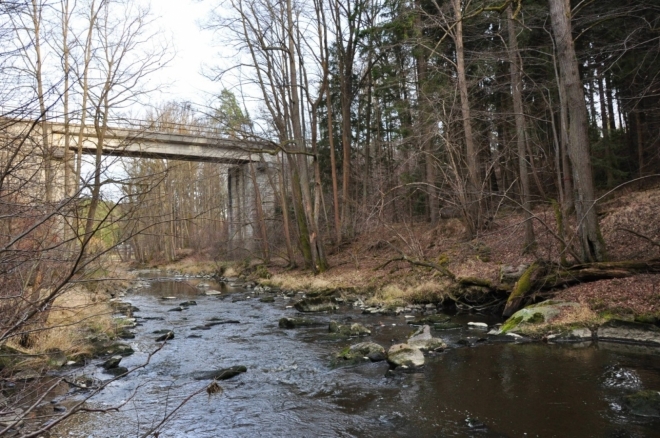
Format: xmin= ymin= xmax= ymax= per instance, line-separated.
xmin=5 ymin=287 xmax=116 ymax=369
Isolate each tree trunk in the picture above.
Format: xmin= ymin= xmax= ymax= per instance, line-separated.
xmin=286 ymin=0 xmax=316 ymax=271
xmin=507 ymin=5 xmax=535 ymax=249
xmin=452 ymin=0 xmax=480 ymax=236
xmin=597 ymin=71 xmax=614 ymax=187
xmin=548 ymin=0 xmax=605 ymax=262
xmin=325 ymin=79 xmax=342 ymax=246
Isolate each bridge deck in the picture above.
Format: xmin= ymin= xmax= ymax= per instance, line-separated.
xmin=1 ymin=117 xmax=273 ymax=164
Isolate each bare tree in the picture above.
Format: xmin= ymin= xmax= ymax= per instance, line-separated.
xmin=548 ymin=0 xmax=605 ymax=262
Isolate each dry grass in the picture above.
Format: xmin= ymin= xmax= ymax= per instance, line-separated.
xmin=162 ymin=258 xmax=220 ymax=276
xmin=551 ymin=304 xmax=601 ymax=327
xmin=262 ymin=273 xmax=339 ymax=292
xmin=366 ymin=281 xmax=452 ymax=307
xmin=6 ymin=287 xmax=117 ymax=367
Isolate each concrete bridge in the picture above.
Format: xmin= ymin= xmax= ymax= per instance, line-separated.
xmin=21 ymin=118 xmax=277 ymax=252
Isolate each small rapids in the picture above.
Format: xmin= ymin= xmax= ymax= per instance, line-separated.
xmin=54 ymin=277 xmax=660 ymax=437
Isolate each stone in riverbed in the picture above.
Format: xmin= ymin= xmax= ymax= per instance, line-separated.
xmin=205 ymin=320 xmax=240 ymax=326
xmin=407 ymin=315 xmax=449 ymax=325
xmin=597 ymin=320 xmax=660 ymax=345
xmin=47 ymin=349 xmax=67 ymax=367
xmin=102 ymin=355 xmax=122 ymax=369
xmin=180 ymin=301 xmax=197 ymax=306
xmin=105 ymin=366 xmax=129 ymax=377
xmin=168 ymin=306 xmax=185 ymax=312
xmin=328 ymin=321 xmax=371 ymax=337
xmin=259 ymin=296 xmax=275 ymax=303
xmin=155 ymin=331 xmax=174 ymax=342
xmin=99 ymin=342 xmax=134 ymax=357
xmin=278 ymin=317 xmax=319 ymax=329
xmin=407 ymin=325 xmax=446 ymax=352
xmin=433 ymin=322 xmax=462 ymax=331
xmin=547 ymin=328 xmax=593 ymax=343
xmin=334 ymin=342 xmax=386 ymax=366
xmin=118 ymin=329 xmax=136 ymax=339
xmin=623 ymin=390 xmax=660 ymax=417
xmin=499 ymin=301 xmax=581 ymax=333
xmin=204 ymin=290 xmax=222 ymax=296
xmin=294 ymin=297 xmax=337 ymax=313
xmin=387 ymin=344 xmax=425 ymax=368
xmin=192 ymin=365 xmax=247 ymax=381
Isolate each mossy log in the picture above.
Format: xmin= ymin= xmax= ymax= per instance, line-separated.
xmin=503 ymin=258 xmax=660 ymax=317
xmin=503 ymin=263 xmax=543 ymax=317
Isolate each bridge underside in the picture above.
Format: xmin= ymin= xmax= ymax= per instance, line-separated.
xmin=48 ymin=123 xmax=276 ymax=254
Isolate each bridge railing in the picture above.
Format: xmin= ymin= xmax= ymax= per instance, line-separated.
xmin=0 ymin=106 xmax=269 ymax=146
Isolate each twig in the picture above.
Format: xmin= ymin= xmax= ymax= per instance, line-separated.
xmin=616 ymin=228 xmax=660 ymax=249
xmin=374 ymin=241 xmax=456 ymax=280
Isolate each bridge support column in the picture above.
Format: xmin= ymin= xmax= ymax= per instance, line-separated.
xmin=227 ymin=162 xmax=275 ymax=257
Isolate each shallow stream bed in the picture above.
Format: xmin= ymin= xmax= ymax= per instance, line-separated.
xmin=55 ymin=278 xmax=660 ymax=437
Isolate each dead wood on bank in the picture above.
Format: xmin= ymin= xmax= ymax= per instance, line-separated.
xmin=375 ymin=241 xmax=660 ymax=317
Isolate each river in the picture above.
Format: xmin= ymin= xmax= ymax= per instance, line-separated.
xmin=54 ymin=276 xmax=660 ymax=437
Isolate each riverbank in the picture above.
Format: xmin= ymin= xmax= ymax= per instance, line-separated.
xmin=152 ymin=184 xmax=660 ymax=341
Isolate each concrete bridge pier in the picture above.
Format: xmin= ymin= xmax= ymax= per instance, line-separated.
xmin=227 ymin=161 xmax=275 ymax=255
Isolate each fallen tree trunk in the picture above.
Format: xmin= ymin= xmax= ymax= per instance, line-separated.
xmin=503 ymin=258 xmax=660 ymax=316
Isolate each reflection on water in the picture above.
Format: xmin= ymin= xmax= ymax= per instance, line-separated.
xmin=56 ymin=279 xmax=660 ymax=437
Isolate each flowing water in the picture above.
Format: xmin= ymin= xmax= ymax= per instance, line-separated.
xmin=55 ymin=277 xmax=660 ymax=437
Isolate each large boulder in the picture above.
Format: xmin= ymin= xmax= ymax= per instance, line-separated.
xmin=597 ymin=320 xmax=660 ymax=345
xmin=329 ymin=321 xmax=371 ymax=337
xmin=294 ymin=297 xmax=337 ymax=313
xmin=387 ymin=344 xmax=425 ymax=368
xmin=407 ymin=325 xmax=446 ymax=352
xmin=334 ymin=342 xmax=386 ymax=366
xmin=500 ymin=301 xmax=581 ymax=333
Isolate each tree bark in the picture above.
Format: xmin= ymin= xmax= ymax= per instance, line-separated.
xmin=452 ymin=0 xmax=480 ymax=237
xmin=507 ymin=5 xmax=535 ymax=249
xmin=548 ymin=0 xmax=605 ymax=262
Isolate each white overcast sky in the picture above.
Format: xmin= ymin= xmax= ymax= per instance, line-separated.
xmin=148 ymin=0 xmax=221 ymax=107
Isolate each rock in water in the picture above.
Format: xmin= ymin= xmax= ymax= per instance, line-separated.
xmin=294 ymin=297 xmax=337 ymax=313
xmin=106 ymin=366 xmax=129 ymax=377
xmin=500 ymin=301 xmax=581 ymax=333
xmin=597 ymin=320 xmax=660 ymax=345
xmin=408 ymin=325 xmax=446 ymax=351
xmin=387 ymin=344 xmax=425 ymax=368
xmin=102 ymin=355 xmax=122 ymax=369
xmin=624 ymin=390 xmax=660 ymax=417
xmin=279 ymin=317 xmax=319 ymax=328
xmin=156 ymin=331 xmax=174 ymax=342
xmin=328 ymin=321 xmax=371 ymax=337
xmin=347 ymin=342 xmax=386 ymax=362
xmin=193 ymin=365 xmax=247 ymax=381
xmin=433 ymin=322 xmax=462 ymax=331
xmin=407 ymin=315 xmax=451 ymax=325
